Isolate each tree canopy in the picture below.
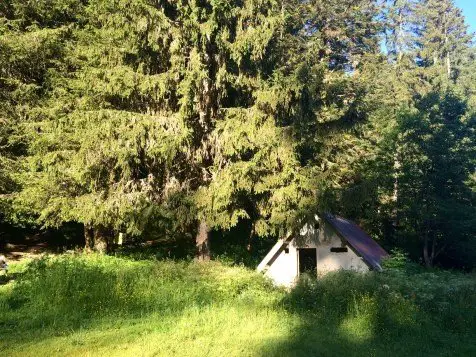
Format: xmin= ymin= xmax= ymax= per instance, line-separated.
xmin=0 ymin=0 xmax=474 ymax=267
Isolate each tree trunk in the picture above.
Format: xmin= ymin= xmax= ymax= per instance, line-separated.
xmin=247 ymin=221 xmax=255 ymax=252
xmin=423 ymin=231 xmax=433 ymax=268
xmin=84 ymin=223 xmax=94 ymax=252
xmin=444 ymin=15 xmax=451 ymax=79
xmin=93 ymin=225 xmax=113 ymax=254
xmin=431 ymin=234 xmax=437 ymax=265
xmin=446 ymin=54 xmax=451 ymax=79
xmin=396 ymin=6 xmax=404 ymax=62
xmin=195 ymin=220 xmax=210 ymax=261
xmin=392 ymin=150 xmax=401 ymax=231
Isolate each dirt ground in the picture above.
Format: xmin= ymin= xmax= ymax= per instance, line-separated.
xmin=1 ymin=225 xmax=83 ymax=263
xmin=3 ymin=236 xmax=53 ymax=261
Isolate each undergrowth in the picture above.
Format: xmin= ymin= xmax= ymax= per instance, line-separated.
xmin=0 ymin=254 xmax=475 ymax=356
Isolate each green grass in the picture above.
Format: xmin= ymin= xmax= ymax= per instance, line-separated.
xmin=0 ymin=254 xmax=475 ymax=356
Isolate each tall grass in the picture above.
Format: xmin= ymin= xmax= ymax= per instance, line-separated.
xmin=0 ymin=254 xmax=475 ymax=356
xmin=287 ymin=268 xmax=476 ymax=333
xmin=1 ymin=254 xmax=280 ymax=330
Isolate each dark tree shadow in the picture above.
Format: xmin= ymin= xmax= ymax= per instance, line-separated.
xmin=0 ymin=272 xmax=23 ymax=285
xmin=255 ymin=272 xmax=476 ymax=357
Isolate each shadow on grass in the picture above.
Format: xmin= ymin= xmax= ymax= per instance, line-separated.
xmin=0 ymin=272 xmax=23 ymax=286
xmin=257 ymin=305 xmax=433 ymax=356
xmin=255 ymin=272 xmax=476 ymax=357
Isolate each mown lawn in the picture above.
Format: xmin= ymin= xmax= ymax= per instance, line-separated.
xmin=0 ymin=254 xmax=475 ymax=356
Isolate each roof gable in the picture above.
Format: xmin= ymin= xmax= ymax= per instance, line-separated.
xmin=256 ymin=233 xmax=293 ymax=272
xmin=323 ymin=214 xmax=388 ymax=271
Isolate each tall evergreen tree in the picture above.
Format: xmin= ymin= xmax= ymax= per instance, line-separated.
xmin=415 ymin=0 xmax=473 ymax=83
xmin=6 ymin=0 xmax=384 ymax=255
xmin=327 ymin=0 xmax=476 ymax=266
xmin=384 ymin=0 xmax=418 ymax=62
xmin=395 ymin=92 xmax=475 ymax=267
xmin=6 ymin=0 xmax=308 ymax=254
xmin=0 ymin=0 xmax=81 ymax=227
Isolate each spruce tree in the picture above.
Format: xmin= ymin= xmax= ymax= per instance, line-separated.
xmin=6 ymin=0 xmax=385 ymax=255
xmin=396 ymin=92 xmax=475 ymax=266
xmin=415 ymin=0 xmax=473 ymax=83
xmin=9 ymin=0 xmax=314 ymax=254
xmin=0 ymin=0 xmax=82 ymax=225
xmin=328 ymin=0 xmax=476 ymax=266
xmin=384 ymin=0 xmax=418 ymax=62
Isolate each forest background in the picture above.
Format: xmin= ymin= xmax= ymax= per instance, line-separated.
xmin=0 ymin=0 xmax=475 ymax=269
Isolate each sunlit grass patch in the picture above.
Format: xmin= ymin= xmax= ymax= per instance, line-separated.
xmin=0 ymin=254 xmax=475 ymax=356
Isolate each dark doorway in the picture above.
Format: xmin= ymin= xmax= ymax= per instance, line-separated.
xmin=298 ymin=248 xmax=317 ymax=275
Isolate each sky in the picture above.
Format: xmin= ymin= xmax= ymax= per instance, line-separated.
xmin=455 ymin=0 xmax=476 ymax=35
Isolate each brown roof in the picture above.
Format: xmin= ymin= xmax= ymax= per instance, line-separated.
xmin=324 ymin=214 xmax=388 ymax=271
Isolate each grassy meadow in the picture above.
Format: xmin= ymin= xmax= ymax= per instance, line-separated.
xmin=0 ymin=254 xmax=475 ymax=357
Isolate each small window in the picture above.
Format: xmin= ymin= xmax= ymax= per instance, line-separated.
xmin=284 ymin=247 xmax=289 ymax=254
xmin=330 ymin=247 xmax=348 ymax=253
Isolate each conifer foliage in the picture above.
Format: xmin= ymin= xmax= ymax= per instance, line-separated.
xmin=0 ymin=0 xmax=474 ymax=266
xmin=3 ymin=0 xmax=324 ymax=253
xmin=330 ymin=0 xmax=475 ymax=267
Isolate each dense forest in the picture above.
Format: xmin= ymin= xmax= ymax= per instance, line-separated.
xmin=0 ymin=0 xmax=475 ymax=269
